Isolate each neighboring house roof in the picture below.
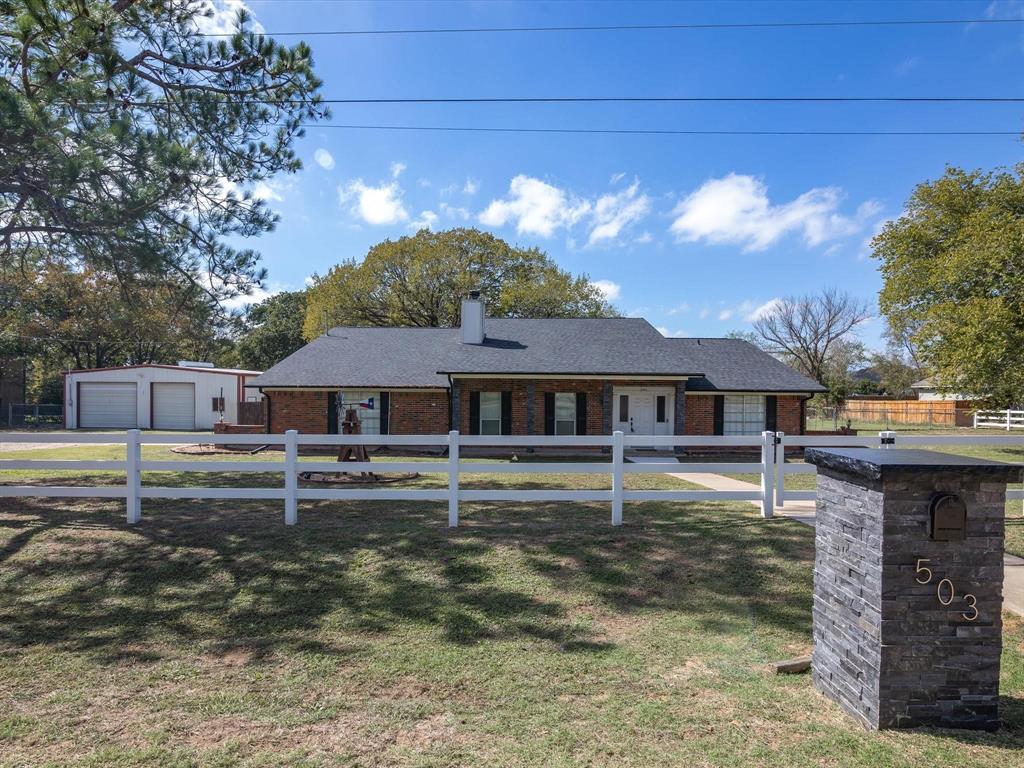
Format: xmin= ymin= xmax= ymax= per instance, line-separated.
xmin=912 ymin=377 xmax=935 ymax=389
xmin=249 ymin=318 xmax=825 ymax=393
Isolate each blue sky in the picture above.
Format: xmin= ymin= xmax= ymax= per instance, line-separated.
xmin=209 ymin=0 xmax=1024 ymax=349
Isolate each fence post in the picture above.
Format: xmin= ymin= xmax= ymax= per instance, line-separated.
xmin=774 ymin=431 xmax=785 ymax=508
xmin=612 ymin=430 xmax=624 ymax=526
xmin=448 ymin=430 xmax=459 ymax=527
xmin=126 ymin=429 xmax=141 ymax=524
xmin=284 ymin=430 xmax=298 ymax=525
xmin=879 ymin=430 xmax=897 ymax=449
xmin=1008 ymin=409 xmax=1013 ymax=432
xmin=761 ymin=431 xmax=775 ymax=519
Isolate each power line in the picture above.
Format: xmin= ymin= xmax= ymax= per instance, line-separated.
xmin=110 ymin=96 xmax=1024 ymax=105
xmin=300 ymin=123 xmax=1023 ymax=137
xmin=195 ymin=17 xmax=1024 ymax=37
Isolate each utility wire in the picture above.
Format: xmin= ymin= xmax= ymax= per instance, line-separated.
xmin=195 ymin=17 xmax=1024 ymax=37
xmin=105 ymin=96 xmax=1024 ymax=105
xmin=300 ymin=123 xmax=1022 ymax=137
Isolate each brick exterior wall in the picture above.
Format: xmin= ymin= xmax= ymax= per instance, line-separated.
xmin=388 ymin=390 xmax=449 ymax=434
xmin=263 ymin=386 xmax=808 ymax=436
xmin=266 ymin=390 xmax=329 ymax=434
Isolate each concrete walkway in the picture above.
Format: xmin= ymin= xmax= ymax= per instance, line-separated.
xmin=670 ymin=466 xmax=1024 ymax=618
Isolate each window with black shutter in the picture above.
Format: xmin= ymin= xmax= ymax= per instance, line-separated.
xmin=544 ymin=392 xmax=555 ymax=435
xmin=713 ymin=395 xmax=725 ymax=436
xmin=575 ymin=392 xmax=587 ymax=435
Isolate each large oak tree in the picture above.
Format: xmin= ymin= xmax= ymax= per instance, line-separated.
xmin=873 ymin=164 xmax=1024 ymax=407
xmin=303 ymin=228 xmax=617 ymax=339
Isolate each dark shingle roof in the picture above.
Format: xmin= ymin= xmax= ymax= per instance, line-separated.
xmin=248 ymin=318 xmax=824 ymax=393
xmin=668 ymin=338 xmax=825 ymax=392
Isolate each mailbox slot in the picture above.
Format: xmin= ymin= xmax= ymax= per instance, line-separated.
xmin=929 ymin=493 xmax=967 ymax=541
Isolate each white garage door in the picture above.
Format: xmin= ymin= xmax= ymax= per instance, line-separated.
xmin=153 ymin=382 xmax=196 ymax=430
xmin=79 ymin=382 xmax=138 ymax=429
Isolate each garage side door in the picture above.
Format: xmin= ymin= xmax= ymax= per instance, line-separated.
xmin=153 ymin=382 xmax=196 ymax=430
xmin=79 ymin=382 xmax=138 ymax=428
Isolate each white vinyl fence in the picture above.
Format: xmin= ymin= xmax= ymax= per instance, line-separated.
xmin=2 ymin=430 xmax=1022 ymax=526
xmin=974 ymin=410 xmax=1024 ymax=430
xmin=773 ymin=430 xmax=1024 ymax=508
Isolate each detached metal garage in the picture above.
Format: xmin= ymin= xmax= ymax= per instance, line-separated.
xmin=64 ymin=363 xmax=263 ymax=431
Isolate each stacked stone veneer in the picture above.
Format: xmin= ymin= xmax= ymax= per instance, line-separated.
xmin=807 ymin=448 xmax=1019 ymax=731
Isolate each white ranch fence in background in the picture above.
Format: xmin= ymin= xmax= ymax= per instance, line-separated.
xmin=974 ymin=410 xmax=1024 ymax=430
xmin=1 ymin=430 xmax=1022 ymax=526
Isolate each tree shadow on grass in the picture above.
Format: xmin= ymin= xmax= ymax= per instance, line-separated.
xmin=0 ymin=489 xmax=816 ymax=671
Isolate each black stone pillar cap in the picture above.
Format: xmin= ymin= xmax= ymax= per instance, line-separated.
xmin=804 ymin=448 xmax=1022 ymax=482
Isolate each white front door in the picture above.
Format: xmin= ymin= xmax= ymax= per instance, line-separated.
xmin=613 ymin=387 xmax=674 ymax=438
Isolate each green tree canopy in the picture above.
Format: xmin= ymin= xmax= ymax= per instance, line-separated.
xmin=873 ymin=164 xmax=1024 ymax=407
xmin=232 ymin=289 xmax=307 ymax=371
xmin=0 ymin=0 xmax=324 ymax=303
xmin=303 ymin=228 xmax=617 ymax=339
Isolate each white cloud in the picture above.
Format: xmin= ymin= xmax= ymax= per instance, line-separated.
xmin=666 ymin=303 xmax=690 ymax=316
xmin=588 ymin=181 xmax=651 ymax=245
xmin=591 ymin=279 xmax=621 ymax=301
xmin=718 ymin=309 xmax=734 ymax=321
xmin=463 ymin=178 xmax=479 ymax=195
xmin=698 ymin=308 xmax=711 ymax=320
xmin=634 ymin=231 xmax=653 ymax=244
xmin=656 ymin=326 xmax=688 ymax=338
xmin=440 ymin=202 xmax=470 ymax=220
xmin=390 ymin=161 xmax=406 ymax=179
xmin=743 ymin=298 xmax=783 ymax=322
xmin=313 ymin=148 xmax=335 ymax=170
xmin=610 ymin=171 xmax=626 ymax=184
xmin=480 ymin=175 xmax=591 ymax=237
xmin=338 ymin=179 xmax=409 ymax=225
xmin=193 ymin=1 xmax=264 ymax=35
xmin=410 ymin=210 xmax=438 ymax=230
xmin=669 ymin=173 xmax=880 ymax=252
xmin=252 ymin=180 xmax=283 ymax=202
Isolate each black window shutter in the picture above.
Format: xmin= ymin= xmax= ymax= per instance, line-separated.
xmin=380 ymin=391 xmax=390 ymax=435
xmin=501 ymin=391 xmax=512 ymax=435
xmin=575 ymin=392 xmax=587 ymax=435
xmin=327 ymin=392 xmax=338 ymax=434
xmin=656 ymin=395 xmax=666 ymax=423
xmin=712 ymin=395 xmax=724 ymax=436
xmin=544 ymin=392 xmax=555 ymax=435
xmin=469 ymin=391 xmax=480 ymax=435
xmin=765 ymin=395 xmax=777 ymax=432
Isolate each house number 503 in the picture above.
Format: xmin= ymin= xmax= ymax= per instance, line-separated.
xmin=915 ymin=559 xmax=978 ymax=621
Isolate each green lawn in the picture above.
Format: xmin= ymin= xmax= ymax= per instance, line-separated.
xmin=2 ymin=448 xmax=1024 ymax=765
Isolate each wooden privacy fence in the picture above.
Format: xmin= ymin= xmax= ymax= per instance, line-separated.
xmin=833 ymin=400 xmax=964 ymax=427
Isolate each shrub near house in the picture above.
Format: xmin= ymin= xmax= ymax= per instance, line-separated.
xmin=248 ymin=296 xmax=823 ymax=440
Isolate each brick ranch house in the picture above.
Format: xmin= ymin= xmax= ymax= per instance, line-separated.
xmin=247 ymin=296 xmax=824 ymax=443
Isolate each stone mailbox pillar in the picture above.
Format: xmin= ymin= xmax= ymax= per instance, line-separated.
xmin=805 ymin=447 xmax=1020 ymax=731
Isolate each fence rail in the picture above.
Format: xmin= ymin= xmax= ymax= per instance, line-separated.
xmin=974 ymin=409 xmax=1024 ymax=431
xmin=0 ymin=430 xmax=774 ymax=526
xmin=3 ymin=430 xmax=1023 ymax=526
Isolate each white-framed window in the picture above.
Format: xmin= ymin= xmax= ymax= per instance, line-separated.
xmin=339 ymin=390 xmax=382 ymax=435
xmin=479 ymin=391 xmax=502 ymax=435
xmin=723 ymin=395 xmax=766 ymax=436
xmin=555 ymin=392 xmax=576 ymax=435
